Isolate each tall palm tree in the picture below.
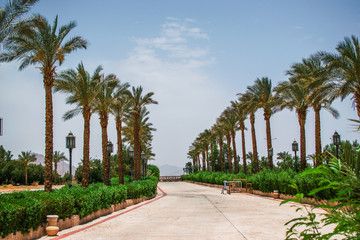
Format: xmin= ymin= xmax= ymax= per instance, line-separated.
xmin=0 ymin=0 xmax=38 ymax=45
xmin=18 ymin=151 xmax=36 ymax=185
xmin=199 ymin=129 xmax=212 ymax=171
xmin=54 ymin=62 xmax=103 ymax=187
xmin=125 ymin=86 xmax=157 ymax=180
xmin=94 ymin=73 xmax=119 ymax=185
xmin=212 ymin=123 xmax=225 ymax=172
xmin=231 ymin=100 xmax=248 ymax=174
xmin=111 ymin=88 xmax=130 ymax=185
xmin=245 ymin=77 xmax=281 ymax=169
xmin=275 ymin=78 xmax=310 ymax=171
xmin=288 ymin=56 xmax=339 ymax=164
xmin=319 ymin=35 xmax=360 ymax=119
xmin=0 ymin=15 xmax=87 ymax=192
xmin=221 ymin=108 xmax=240 ymax=173
xmin=52 ymin=151 xmax=67 ymax=185
xmin=238 ymin=91 xmax=260 ymax=173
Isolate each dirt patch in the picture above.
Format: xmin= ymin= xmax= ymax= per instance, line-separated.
xmin=0 ymin=185 xmax=64 ymax=193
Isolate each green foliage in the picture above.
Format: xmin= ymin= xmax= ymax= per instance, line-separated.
xmin=75 ymin=158 xmax=103 ymax=184
xmin=147 ymin=165 xmax=160 ymax=179
xmin=0 ymin=176 xmax=158 ymax=238
xmin=182 ymin=169 xmax=332 ymax=198
xmin=282 ymin=156 xmax=360 ymax=239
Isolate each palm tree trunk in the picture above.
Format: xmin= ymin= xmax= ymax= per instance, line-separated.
xmin=231 ymin=130 xmax=238 ymax=173
xmin=25 ymin=164 xmax=28 ymax=185
xmin=298 ymin=110 xmax=307 ymax=170
xmin=202 ymin=151 xmax=206 ymax=171
xmin=54 ymin=162 xmax=57 ymax=185
xmin=44 ymin=83 xmax=53 ymax=192
xmin=133 ymin=112 xmax=141 ymax=180
xmin=197 ymin=153 xmax=200 ymax=171
xmin=240 ymin=122 xmax=247 ymax=174
xmin=314 ymin=107 xmax=322 ymax=166
xmin=219 ymin=140 xmax=223 ymax=172
xmin=264 ymin=110 xmax=273 ymax=169
xmin=250 ymin=113 xmax=259 ymax=173
xmin=82 ymin=108 xmax=91 ymax=187
xmin=100 ymin=111 xmax=109 ymax=185
xmin=116 ymin=116 xmax=124 ymax=184
xmin=226 ymin=134 xmax=232 ymax=173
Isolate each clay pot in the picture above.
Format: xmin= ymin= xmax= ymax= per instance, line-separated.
xmin=46 ymin=215 xmax=59 ymax=236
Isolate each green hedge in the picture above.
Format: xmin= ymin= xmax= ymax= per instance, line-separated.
xmin=182 ymin=169 xmax=330 ymax=198
xmin=0 ymin=176 xmax=158 ymax=238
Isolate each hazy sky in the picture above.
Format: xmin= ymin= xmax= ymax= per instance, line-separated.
xmin=1 ymin=0 xmax=360 ymax=169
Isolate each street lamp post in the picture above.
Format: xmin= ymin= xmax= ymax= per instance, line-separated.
xmin=292 ymin=140 xmax=299 ymax=172
xmin=333 ymin=131 xmax=341 ymax=159
xmin=107 ymin=141 xmax=113 ymax=185
xmin=128 ymin=147 xmax=134 ymax=182
xmin=66 ymin=132 xmax=75 ymax=188
xmin=141 ymin=152 xmax=146 ymax=179
xmin=224 ymin=152 xmax=228 ymax=173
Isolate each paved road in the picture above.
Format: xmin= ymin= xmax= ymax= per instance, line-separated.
xmin=41 ymin=182 xmax=332 ymax=240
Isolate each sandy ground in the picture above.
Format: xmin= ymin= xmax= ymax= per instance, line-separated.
xmin=38 ymin=182 xmax=336 ymax=240
xmin=0 ymin=184 xmax=64 ymax=193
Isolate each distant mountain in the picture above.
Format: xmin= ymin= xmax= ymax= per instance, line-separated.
xmin=158 ymin=164 xmax=183 ymax=176
xmin=32 ymin=153 xmax=75 ymax=176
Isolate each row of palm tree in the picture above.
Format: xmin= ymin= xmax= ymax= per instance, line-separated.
xmin=0 ymin=1 xmax=157 ymax=191
xmin=188 ymin=35 xmax=360 ymax=174
xmin=55 ymin=65 xmax=157 ymax=187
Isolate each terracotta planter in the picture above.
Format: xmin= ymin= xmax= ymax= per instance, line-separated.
xmin=273 ymin=190 xmax=279 ymax=199
xmin=46 ymin=215 xmax=59 ymax=236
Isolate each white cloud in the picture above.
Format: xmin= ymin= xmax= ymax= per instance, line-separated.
xmin=106 ymin=18 xmax=228 ymax=168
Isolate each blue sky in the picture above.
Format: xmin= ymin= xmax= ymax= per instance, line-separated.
xmin=1 ymin=0 xmax=360 ymax=169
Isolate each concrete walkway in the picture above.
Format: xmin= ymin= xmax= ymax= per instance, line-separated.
xmin=40 ymin=182 xmax=332 ymax=240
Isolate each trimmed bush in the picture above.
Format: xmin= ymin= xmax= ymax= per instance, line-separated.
xmin=0 ymin=176 xmax=158 ymax=238
xmin=183 ymin=170 xmax=332 ymax=198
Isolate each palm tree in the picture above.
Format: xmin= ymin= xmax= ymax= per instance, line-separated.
xmin=52 ymin=151 xmax=67 ymax=185
xmin=0 ymin=15 xmax=88 ymax=192
xmin=212 ymin=123 xmax=225 ymax=172
xmin=111 ymin=87 xmax=130 ymax=185
xmin=231 ymin=100 xmax=248 ymax=174
xmin=319 ymin=35 xmax=360 ymax=119
xmin=245 ymin=77 xmax=281 ymax=169
xmin=275 ymin=78 xmax=310 ymax=171
xmin=125 ymin=86 xmax=158 ymax=180
xmin=199 ymin=129 xmax=212 ymax=171
xmin=288 ymin=56 xmax=339 ymax=164
xmin=221 ymin=108 xmax=240 ymax=173
xmin=0 ymin=0 xmax=38 ymax=45
xmin=94 ymin=73 xmax=119 ymax=185
xmin=238 ymin=91 xmax=260 ymax=173
xmin=18 ymin=151 xmax=36 ymax=185
xmin=54 ymin=62 xmax=103 ymax=187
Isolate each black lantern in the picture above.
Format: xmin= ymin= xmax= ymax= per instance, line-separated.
xmin=268 ymin=148 xmax=273 ymax=157
xmin=128 ymin=146 xmax=134 ymax=182
xmin=333 ymin=131 xmax=341 ymax=158
xmin=66 ymin=132 xmax=76 ymax=149
xmin=292 ymin=140 xmax=299 ymax=173
xmin=333 ymin=131 xmax=341 ymax=146
xmin=107 ymin=141 xmax=113 ymax=154
xmin=292 ymin=140 xmax=298 ymax=152
xmin=107 ymin=141 xmax=113 ymax=185
xmin=66 ymin=132 xmax=76 ymax=188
